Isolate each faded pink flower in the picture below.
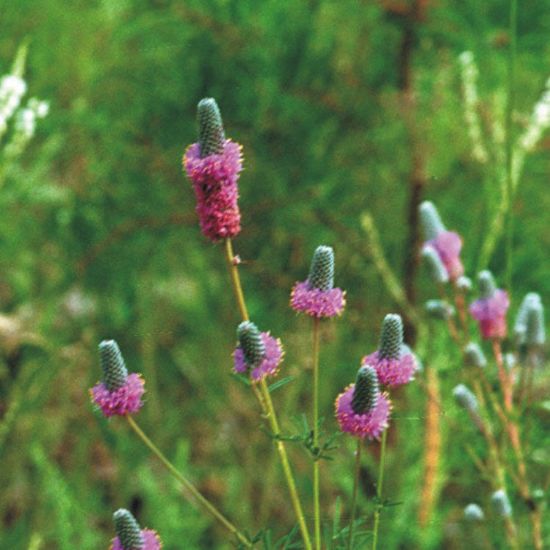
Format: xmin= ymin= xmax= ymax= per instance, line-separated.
xmin=470 ymin=289 xmax=510 ymax=340
xmin=427 ymin=230 xmax=464 ymax=280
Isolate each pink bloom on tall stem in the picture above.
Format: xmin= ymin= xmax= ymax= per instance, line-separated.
xmin=335 ymin=384 xmax=391 ymax=440
xmin=362 ymin=314 xmax=416 ymax=388
xmin=234 ymin=322 xmax=284 ymax=382
xmin=183 ymin=139 xmax=243 ymax=241
xmin=90 ymin=340 xmax=145 ymax=417
xmin=470 ymin=271 xmax=510 ymax=340
xmin=290 ymin=245 xmax=345 ymax=318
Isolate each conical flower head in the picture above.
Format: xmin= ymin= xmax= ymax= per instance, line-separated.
xmin=419 ymin=201 xmax=445 ymax=241
xmin=464 ymin=342 xmax=487 ymax=368
xmin=307 ymin=245 xmax=334 ymax=291
xmin=351 ymin=366 xmax=380 ymax=414
xmin=514 ymin=292 xmax=541 ymax=343
xmin=99 ymin=340 xmax=128 ymax=392
xmin=478 ymin=270 xmax=496 ymax=299
xmin=113 ymin=509 xmax=144 ymax=550
xmin=526 ymin=300 xmax=545 ymax=346
xmin=237 ymin=321 xmax=266 ymax=368
xmin=197 ymin=98 xmax=225 ymax=158
xmin=491 ymin=489 xmax=512 ymax=517
xmin=379 ymin=314 xmax=403 ymax=360
xmin=453 ymin=384 xmax=478 ymax=413
xmin=464 ymin=503 xmax=484 ymax=521
xmin=422 ymin=245 xmax=449 ymax=284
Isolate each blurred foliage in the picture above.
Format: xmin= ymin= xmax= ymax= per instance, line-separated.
xmin=0 ymin=0 xmax=548 ymax=548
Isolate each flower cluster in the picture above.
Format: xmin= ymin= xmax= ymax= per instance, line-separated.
xmin=233 ymin=321 xmax=284 ymax=382
xmin=290 ymin=245 xmax=346 ymax=318
xmin=336 ymin=314 xmax=415 ymax=440
xmin=90 ymin=340 xmax=145 ymax=417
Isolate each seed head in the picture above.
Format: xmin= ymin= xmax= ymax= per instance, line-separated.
xmin=351 ymin=366 xmax=380 ymax=414
xmin=378 ymin=314 xmax=403 ymax=360
xmin=99 ymin=340 xmax=128 ymax=392
xmin=113 ymin=509 xmax=144 ymax=550
xmin=237 ymin=321 xmax=266 ymax=368
xmin=307 ymin=246 xmax=335 ymax=292
xmin=197 ymin=98 xmax=225 ymax=158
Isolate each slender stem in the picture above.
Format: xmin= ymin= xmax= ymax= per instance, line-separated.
xmin=126 ymin=416 xmax=252 ymax=547
xmin=312 ymin=317 xmax=321 ymax=550
xmin=259 ymin=380 xmax=313 ymax=550
xmin=347 ymin=439 xmax=362 ymax=550
xmin=223 ymin=238 xmax=312 ymax=550
xmin=372 ymin=430 xmax=388 ymax=550
xmin=224 ymin=238 xmax=249 ymax=321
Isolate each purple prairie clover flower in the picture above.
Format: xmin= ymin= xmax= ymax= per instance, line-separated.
xmin=90 ymin=340 xmax=145 ymax=417
xmin=183 ymin=98 xmax=243 ymax=242
xmin=419 ymin=201 xmax=464 ymax=281
xmin=111 ymin=509 xmax=161 ymax=550
xmin=290 ymin=245 xmax=346 ymax=318
xmin=233 ymin=321 xmax=284 ymax=382
xmin=469 ymin=271 xmax=510 ymax=340
xmin=361 ymin=314 xmax=416 ymax=387
xmin=335 ymin=366 xmax=391 ymax=440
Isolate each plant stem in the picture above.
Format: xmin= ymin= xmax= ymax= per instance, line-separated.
xmin=224 ymin=238 xmax=249 ymax=321
xmin=312 ymin=317 xmax=321 ymax=550
xmin=259 ymin=380 xmax=313 ymax=550
xmin=372 ymin=429 xmax=388 ymax=550
xmin=347 ymin=439 xmax=362 ymax=550
xmin=126 ymin=416 xmax=252 ymax=547
xmin=223 ymin=238 xmax=313 ymax=550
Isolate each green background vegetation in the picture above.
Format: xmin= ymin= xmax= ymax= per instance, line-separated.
xmin=0 ymin=1 xmax=548 ymax=548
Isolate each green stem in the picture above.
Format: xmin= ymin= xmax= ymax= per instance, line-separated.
xmin=347 ymin=439 xmax=362 ymax=550
xmin=224 ymin=238 xmax=249 ymax=321
xmin=126 ymin=416 xmax=252 ymax=547
xmin=259 ymin=380 xmax=313 ymax=550
xmin=504 ymin=0 xmax=517 ymax=294
xmin=372 ymin=430 xmax=388 ymax=550
xmin=223 ymin=238 xmax=313 ymax=550
xmin=312 ymin=317 xmax=321 ymax=550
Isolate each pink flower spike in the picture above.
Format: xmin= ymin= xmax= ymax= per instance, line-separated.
xmin=91 ymin=373 xmax=145 ymax=417
xmin=428 ymin=230 xmax=464 ymax=280
xmin=361 ymin=351 xmax=416 ymax=388
xmin=290 ymin=281 xmax=346 ymax=318
xmin=183 ymin=140 xmax=243 ymax=242
xmin=335 ymin=384 xmax=391 ymax=440
xmin=111 ymin=529 xmax=162 ymax=550
xmin=470 ymin=289 xmax=510 ymax=340
xmin=234 ymin=331 xmax=284 ymax=382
